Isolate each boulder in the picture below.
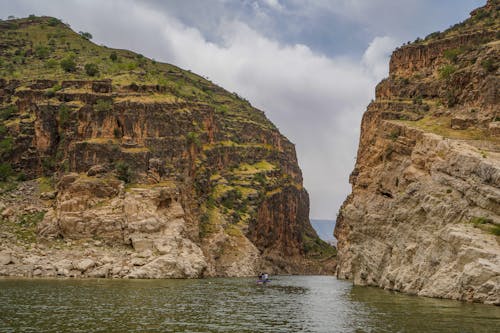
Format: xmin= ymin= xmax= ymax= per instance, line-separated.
xmin=131 ymin=237 xmax=154 ymax=252
xmin=75 ymin=258 xmax=95 ymax=272
xmin=0 ymin=252 xmax=12 ymax=265
xmin=87 ymin=165 xmax=107 ymax=177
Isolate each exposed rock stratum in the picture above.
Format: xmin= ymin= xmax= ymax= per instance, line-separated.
xmin=0 ymin=16 xmax=334 ymax=279
xmin=335 ymin=0 xmax=500 ymax=304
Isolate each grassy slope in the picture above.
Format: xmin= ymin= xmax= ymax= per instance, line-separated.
xmin=0 ymin=16 xmax=274 ymax=129
xmin=390 ymin=3 xmax=499 ymax=142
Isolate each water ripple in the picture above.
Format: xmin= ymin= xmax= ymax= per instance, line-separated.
xmin=0 ymin=276 xmax=499 ymax=332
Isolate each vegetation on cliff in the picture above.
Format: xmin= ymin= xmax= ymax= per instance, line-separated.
xmin=0 ymin=15 xmax=334 ymax=278
xmin=335 ymin=0 xmax=499 ymax=304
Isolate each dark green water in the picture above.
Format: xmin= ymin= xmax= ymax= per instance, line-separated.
xmin=0 ymin=276 xmax=498 ymax=333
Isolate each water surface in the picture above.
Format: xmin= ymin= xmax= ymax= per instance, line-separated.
xmin=0 ymin=276 xmax=498 ymax=332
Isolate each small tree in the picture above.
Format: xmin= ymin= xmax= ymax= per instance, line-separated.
xmin=60 ymin=54 xmax=76 ymax=72
xmin=115 ymin=161 xmax=133 ymax=183
xmin=79 ymin=31 xmax=92 ymax=40
xmin=47 ymin=17 xmax=60 ymax=26
xmin=84 ymin=63 xmax=99 ymax=76
xmin=438 ymin=64 xmax=456 ymax=80
xmin=481 ymin=58 xmax=497 ymax=73
xmin=35 ymin=45 xmax=50 ymax=59
xmin=109 ymin=51 xmax=118 ymax=62
xmin=93 ymin=99 xmax=113 ymax=112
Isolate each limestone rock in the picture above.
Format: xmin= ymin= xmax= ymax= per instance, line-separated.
xmin=336 ymin=2 xmax=500 ymax=305
xmin=0 ymin=252 xmax=12 ymax=265
xmin=75 ymin=258 xmax=95 ymax=272
xmin=87 ymin=165 xmax=107 ymax=177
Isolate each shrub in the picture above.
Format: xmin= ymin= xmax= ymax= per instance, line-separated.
xmin=186 ymin=132 xmax=201 ymax=147
xmin=389 ymin=131 xmax=399 ymax=141
xmin=93 ymin=99 xmax=113 ymax=112
xmin=0 ymin=105 xmax=16 ymax=120
xmin=109 ymin=51 xmax=118 ymax=62
xmin=84 ymin=63 xmax=99 ymax=76
xmin=45 ymin=84 xmax=62 ymax=98
xmin=58 ymin=104 xmax=70 ymax=127
xmin=79 ymin=31 xmax=92 ymax=40
xmin=47 ymin=17 xmax=61 ymax=26
xmin=443 ymin=48 xmax=463 ymax=63
xmin=18 ymin=212 xmax=45 ymax=227
xmin=254 ymin=173 xmax=266 ymax=185
xmin=445 ymin=90 xmax=458 ymax=107
xmin=60 ymin=54 xmax=76 ymax=72
xmin=126 ymin=62 xmax=137 ymax=70
xmin=45 ymin=58 xmax=58 ymax=69
xmin=0 ymin=163 xmax=13 ymax=181
xmin=115 ymin=161 xmax=133 ymax=183
xmin=35 ymin=45 xmax=50 ymax=59
xmin=481 ymin=58 xmax=497 ymax=73
xmin=12 ymin=55 xmax=24 ymax=65
xmin=438 ymin=64 xmax=456 ymax=80
xmin=471 ymin=216 xmax=492 ymax=225
xmin=41 ymin=156 xmax=55 ymax=174
xmin=0 ymin=137 xmax=13 ymax=155
xmin=425 ymin=31 xmax=441 ymax=40
xmin=221 ymin=188 xmax=243 ymax=210
xmin=16 ymin=172 xmax=27 ymax=181
xmin=216 ymin=104 xmax=229 ymax=115
xmin=473 ymin=9 xmax=490 ymax=21
xmin=113 ymin=128 xmax=122 ymax=138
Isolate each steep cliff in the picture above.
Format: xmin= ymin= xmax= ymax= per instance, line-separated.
xmin=0 ymin=16 xmax=334 ymax=278
xmin=335 ymin=0 xmax=500 ymax=304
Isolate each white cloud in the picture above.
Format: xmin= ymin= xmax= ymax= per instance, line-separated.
xmin=138 ymin=11 xmax=393 ymax=219
xmin=362 ymin=36 xmax=398 ymax=79
xmin=1 ymin=0 xmax=396 ymax=219
xmin=260 ymin=0 xmax=283 ymax=11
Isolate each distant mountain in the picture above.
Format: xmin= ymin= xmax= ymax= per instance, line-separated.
xmin=311 ymin=219 xmax=336 ymax=242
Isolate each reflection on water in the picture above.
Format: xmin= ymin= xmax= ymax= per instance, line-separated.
xmin=0 ymin=276 xmax=498 ymax=333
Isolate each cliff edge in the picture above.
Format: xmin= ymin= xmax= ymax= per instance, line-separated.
xmin=0 ymin=16 xmax=334 ymax=278
xmin=335 ymin=0 xmax=499 ymax=304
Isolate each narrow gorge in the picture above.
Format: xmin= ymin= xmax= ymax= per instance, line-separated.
xmin=335 ymin=0 xmax=499 ymax=304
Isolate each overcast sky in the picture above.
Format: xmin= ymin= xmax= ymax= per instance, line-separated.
xmin=1 ymin=0 xmax=485 ymax=219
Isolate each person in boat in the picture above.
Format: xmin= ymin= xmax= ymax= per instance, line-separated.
xmin=262 ymin=272 xmax=269 ymax=281
xmin=258 ymin=272 xmax=263 ymax=281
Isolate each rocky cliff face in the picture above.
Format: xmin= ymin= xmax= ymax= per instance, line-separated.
xmin=0 ymin=16 xmax=334 ymax=278
xmin=335 ymin=0 xmax=500 ymax=304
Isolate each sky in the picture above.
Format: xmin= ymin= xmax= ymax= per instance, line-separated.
xmin=0 ymin=0 xmax=485 ymax=219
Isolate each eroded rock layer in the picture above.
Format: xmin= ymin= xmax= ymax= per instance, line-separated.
xmin=0 ymin=16 xmax=334 ymax=278
xmin=335 ymin=1 xmax=500 ymax=304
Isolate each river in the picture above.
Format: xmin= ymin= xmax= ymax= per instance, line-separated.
xmin=0 ymin=276 xmax=498 ymax=332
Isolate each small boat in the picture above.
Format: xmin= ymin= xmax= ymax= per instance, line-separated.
xmin=257 ymin=272 xmax=270 ymax=284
